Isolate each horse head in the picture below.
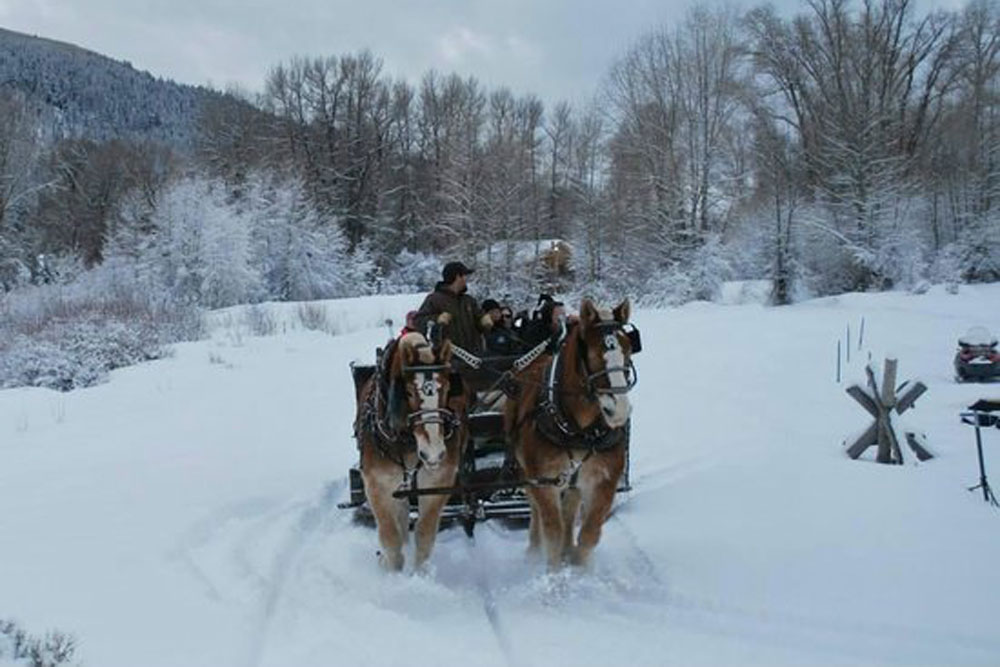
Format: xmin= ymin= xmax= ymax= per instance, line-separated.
xmin=394 ymin=329 xmax=455 ymax=468
xmin=577 ymin=298 xmax=636 ymax=429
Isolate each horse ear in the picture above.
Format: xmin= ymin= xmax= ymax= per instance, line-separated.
xmin=613 ymin=298 xmax=631 ymax=324
xmin=580 ymin=298 xmax=598 ymax=328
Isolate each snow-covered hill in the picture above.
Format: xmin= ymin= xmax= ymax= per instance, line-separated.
xmin=2 ymin=286 xmax=1000 ymax=666
xmin=0 ymin=26 xmax=239 ymax=147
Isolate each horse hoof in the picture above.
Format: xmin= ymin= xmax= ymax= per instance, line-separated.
xmin=377 ymin=551 xmax=404 ymax=572
xmin=568 ymin=549 xmax=592 ymax=568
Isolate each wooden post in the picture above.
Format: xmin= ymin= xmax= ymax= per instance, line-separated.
xmin=846 ymin=358 xmax=932 ymax=463
xmin=837 ymin=340 xmax=842 ymax=383
xmin=846 ymin=324 xmax=851 ymax=364
xmin=866 ymin=365 xmax=892 ymax=463
xmin=895 ymin=381 xmax=927 ymax=414
xmin=881 ymin=358 xmax=898 ymax=408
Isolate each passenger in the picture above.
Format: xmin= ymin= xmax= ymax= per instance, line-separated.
xmin=414 ymin=261 xmax=493 ymax=354
xmin=499 ymin=305 xmax=515 ymax=330
xmin=481 ymin=298 xmax=503 ymax=327
xmin=516 ymin=294 xmax=567 ymax=348
xmin=483 ymin=298 xmax=522 ymax=355
xmin=398 ymin=310 xmax=419 ymax=337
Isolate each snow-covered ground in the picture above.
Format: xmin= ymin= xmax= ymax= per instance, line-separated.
xmin=2 ymin=286 xmax=1000 ymax=666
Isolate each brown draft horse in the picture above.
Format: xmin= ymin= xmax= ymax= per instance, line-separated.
xmin=505 ymin=298 xmax=635 ymax=570
xmin=355 ymin=329 xmax=466 ymax=572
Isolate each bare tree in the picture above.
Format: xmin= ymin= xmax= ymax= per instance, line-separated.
xmin=747 ymin=0 xmax=959 ymax=289
xmin=0 ymin=90 xmax=48 ymax=236
xmin=602 ymin=5 xmax=747 ymax=290
xmin=750 ymin=107 xmax=804 ymax=304
xmin=544 ymin=101 xmax=573 ymax=240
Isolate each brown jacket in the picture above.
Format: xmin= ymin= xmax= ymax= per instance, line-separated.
xmin=415 ymin=283 xmax=491 ymax=353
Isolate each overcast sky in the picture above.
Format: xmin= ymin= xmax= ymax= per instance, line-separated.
xmin=0 ymin=0 xmax=963 ymax=106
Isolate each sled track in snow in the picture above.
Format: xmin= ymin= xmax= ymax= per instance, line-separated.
xmin=609 ymin=512 xmax=666 ymax=589
xmin=245 ymin=481 xmax=344 ymax=667
xmin=464 ymin=528 xmax=518 ymax=667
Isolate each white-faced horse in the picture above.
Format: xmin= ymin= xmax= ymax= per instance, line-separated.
xmin=505 ymin=298 xmax=636 ymax=570
xmin=355 ymin=330 xmax=466 ymax=571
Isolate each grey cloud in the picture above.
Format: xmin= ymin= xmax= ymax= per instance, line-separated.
xmin=1 ymin=0 xmax=811 ymax=106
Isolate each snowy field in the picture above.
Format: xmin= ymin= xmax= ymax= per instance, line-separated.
xmin=2 ymin=285 xmax=1000 ymax=666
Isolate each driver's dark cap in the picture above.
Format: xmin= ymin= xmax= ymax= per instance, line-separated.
xmin=442 ymin=261 xmax=475 ymax=283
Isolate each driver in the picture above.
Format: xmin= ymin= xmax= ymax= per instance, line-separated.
xmin=414 ymin=261 xmax=493 ymax=354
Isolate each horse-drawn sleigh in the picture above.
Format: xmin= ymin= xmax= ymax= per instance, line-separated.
xmin=338 ymin=298 xmax=641 ymax=571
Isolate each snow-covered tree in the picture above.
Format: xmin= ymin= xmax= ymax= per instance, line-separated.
xmin=248 ymin=174 xmax=357 ymax=301
xmin=141 ymin=176 xmax=261 ymax=308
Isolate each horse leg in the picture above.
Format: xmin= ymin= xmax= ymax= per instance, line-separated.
xmin=396 ymin=498 xmax=411 ymax=547
xmin=413 ymin=493 xmax=449 ymax=569
xmin=572 ymin=477 xmax=616 ymax=568
xmin=560 ymin=486 xmax=582 ymax=563
xmin=412 ymin=461 xmax=457 ymax=569
xmin=365 ymin=476 xmax=407 ymax=572
xmin=526 ymin=493 xmax=542 ymax=555
xmin=528 ymin=485 xmax=564 ymax=570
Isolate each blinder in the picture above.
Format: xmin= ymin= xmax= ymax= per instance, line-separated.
xmin=623 ymin=323 xmax=642 ymax=354
xmin=593 ymin=320 xmax=642 ymax=355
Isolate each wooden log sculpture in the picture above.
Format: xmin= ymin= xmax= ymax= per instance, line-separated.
xmin=846 ymin=358 xmax=932 ymax=463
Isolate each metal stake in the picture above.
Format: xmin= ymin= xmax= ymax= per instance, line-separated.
xmin=968 ymin=420 xmax=999 ymax=506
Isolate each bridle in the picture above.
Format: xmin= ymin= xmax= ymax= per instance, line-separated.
xmin=529 ymin=317 xmax=638 ymax=451
xmin=578 ymin=320 xmax=638 ymax=399
xmin=400 ymin=361 xmax=458 ymax=440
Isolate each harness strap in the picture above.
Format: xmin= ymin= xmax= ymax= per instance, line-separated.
xmin=453 ymin=336 xmax=557 ymax=414
xmin=567 ymin=449 xmax=595 ymax=488
xmin=397 ymin=460 xmax=423 ymax=495
xmin=450 ymin=344 xmax=482 ymax=369
xmin=530 ymin=336 xmax=626 ymax=452
xmin=451 ymin=334 xmax=555 ymax=378
xmin=514 ymin=337 xmax=555 ymax=373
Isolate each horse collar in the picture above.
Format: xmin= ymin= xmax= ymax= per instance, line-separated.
xmin=536 ymin=345 xmax=624 ymax=452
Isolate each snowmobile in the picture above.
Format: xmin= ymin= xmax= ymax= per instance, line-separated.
xmin=955 ymin=326 xmax=1000 ymax=383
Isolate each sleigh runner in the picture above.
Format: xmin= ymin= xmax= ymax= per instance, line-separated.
xmin=339 ymin=312 xmax=641 ymax=540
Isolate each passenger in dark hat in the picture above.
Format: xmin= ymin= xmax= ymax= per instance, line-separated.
xmin=414 ymin=261 xmax=492 ymax=353
xmin=482 ymin=298 xmax=522 ymax=355
xmin=515 ymin=293 xmax=569 ymax=349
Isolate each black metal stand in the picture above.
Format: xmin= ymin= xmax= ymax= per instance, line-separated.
xmin=961 ymin=407 xmax=1000 ymax=508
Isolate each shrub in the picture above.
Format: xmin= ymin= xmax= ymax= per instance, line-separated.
xmin=0 ymin=618 xmax=77 ymax=667
xmin=296 ymin=302 xmax=340 ymax=335
xmin=243 ymin=304 xmax=277 ymax=336
xmin=0 ymin=279 xmax=203 ymax=391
